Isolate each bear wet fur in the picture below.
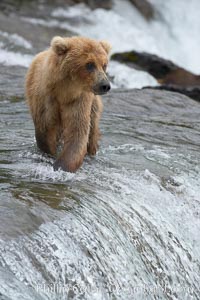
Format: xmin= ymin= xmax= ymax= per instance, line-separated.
xmin=25 ymin=36 xmax=111 ymax=172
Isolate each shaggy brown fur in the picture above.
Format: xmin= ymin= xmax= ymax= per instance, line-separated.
xmin=26 ymin=36 xmax=111 ymax=172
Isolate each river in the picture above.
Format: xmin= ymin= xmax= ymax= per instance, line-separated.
xmin=0 ymin=1 xmax=200 ymax=299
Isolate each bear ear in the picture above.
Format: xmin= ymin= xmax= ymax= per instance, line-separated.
xmin=51 ymin=36 xmax=69 ymax=55
xmin=100 ymin=40 xmax=111 ymax=54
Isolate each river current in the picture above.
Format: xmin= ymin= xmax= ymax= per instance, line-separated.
xmin=0 ymin=1 xmax=200 ymax=299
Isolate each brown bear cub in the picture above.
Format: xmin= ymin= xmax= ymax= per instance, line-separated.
xmin=26 ymin=36 xmax=111 ymax=172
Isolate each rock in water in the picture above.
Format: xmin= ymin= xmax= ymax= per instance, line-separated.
xmin=129 ymin=0 xmax=155 ymax=20
xmin=111 ymin=50 xmax=200 ymax=87
xmin=73 ymin=0 xmax=113 ymax=9
xmin=111 ymin=50 xmax=200 ymax=101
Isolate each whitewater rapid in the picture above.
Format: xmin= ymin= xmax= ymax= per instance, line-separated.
xmin=1 ymin=0 xmax=200 ymax=87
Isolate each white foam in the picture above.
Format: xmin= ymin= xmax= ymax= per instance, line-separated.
xmin=3 ymin=0 xmax=200 ymax=80
xmin=0 ymin=31 xmax=33 ymax=67
xmin=52 ymin=3 xmax=90 ymax=18
xmin=0 ymin=47 xmax=33 ymax=67
xmin=149 ymin=0 xmax=200 ymax=73
xmin=21 ymin=17 xmax=62 ymax=29
xmin=0 ymin=31 xmax=32 ymax=49
xmin=109 ymin=61 xmax=157 ymax=89
xmin=2 ymin=161 xmax=200 ymax=299
xmin=16 ymin=151 xmax=88 ymax=182
xmin=31 ymin=164 xmax=76 ymax=182
xmin=50 ymin=0 xmax=200 ymax=84
xmin=1 ymin=141 xmax=200 ymax=299
xmin=51 ymin=4 xmax=151 ymax=54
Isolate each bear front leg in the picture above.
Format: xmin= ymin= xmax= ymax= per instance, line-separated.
xmin=54 ymin=98 xmax=92 ymax=172
xmin=33 ymin=96 xmax=60 ymax=156
xmin=87 ymin=96 xmax=103 ymax=156
xmin=54 ymin=140 xmax=87 ymax=172
xmin=35 ymin=126 xmax=58 ymax=156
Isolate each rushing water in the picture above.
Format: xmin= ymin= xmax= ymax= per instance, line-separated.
xmin=1 ymin=88 xmax=200 ymax=299
xmin=0 ymin=1 xmax=200 ymax=299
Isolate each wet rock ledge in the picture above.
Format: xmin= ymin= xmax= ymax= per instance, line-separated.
xmin=112 ymin=50 xmax=200 ymax=102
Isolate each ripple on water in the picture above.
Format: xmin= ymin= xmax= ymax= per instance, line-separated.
xmin=1 ymin=142 xmax=200 ymax=299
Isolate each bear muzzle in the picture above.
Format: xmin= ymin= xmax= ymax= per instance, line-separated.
xmin=93 ymin=79 xmax=111 ymax=95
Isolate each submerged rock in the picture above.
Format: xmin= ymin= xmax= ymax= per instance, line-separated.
xmin=77 ymin=0 xmax=154 ymax=16
xmin=73 ymin=0 xmax=113 ymax=10
xmin=129 ymin=0 xmax=155 ymax=20
xmin=74 ymin=0 xmax=155 ymax=17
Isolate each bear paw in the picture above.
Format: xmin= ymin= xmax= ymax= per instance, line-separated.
xmin=53 ymin=159 xmax=68 ymax=172
xmin=87 ymin=144 xmax=98 ymax=156
xmin=53 ymin=157 xmax=82 ymax=173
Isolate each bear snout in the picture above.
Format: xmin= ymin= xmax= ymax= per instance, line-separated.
xmin=93 ymin=79 xmax=111 ymax=95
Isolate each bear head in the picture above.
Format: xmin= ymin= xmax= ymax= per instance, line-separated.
xmin=51 ymin=36 xmax=111 ymax=95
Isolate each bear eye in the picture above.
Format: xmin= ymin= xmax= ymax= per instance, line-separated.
xmin=86 ymin=62 xmax=96 ymax=72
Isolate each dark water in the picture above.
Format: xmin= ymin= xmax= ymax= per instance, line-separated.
xmin=0 ymin=1 xmax=200 ymax=299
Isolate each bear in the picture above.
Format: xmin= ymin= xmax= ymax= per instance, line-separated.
xmin=25 ymin=36 xmax=111 ymax=172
